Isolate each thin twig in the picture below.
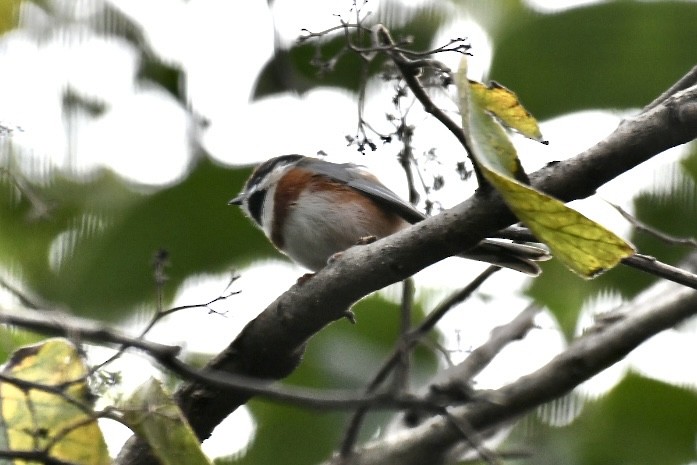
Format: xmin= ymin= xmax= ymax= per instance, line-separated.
xmin=393 ymin=278 xmax=415 ymax=392
xmin=372 ymin=25 xmax=486 ymax=187
xmin=339 ymin=266 xmax=499 ymax=456
xmin=608 ymin=202 xmax=697 ymax=248
xmin=0 ymin=166 xmax=53 ymax=220
xmin=496 ymin=227 xmax=697 ymax=290
xmin=160 ymin=356 xmax=446 ymax=412
xmin=453 ymin=304 xmax=540 ymax=382
xmin=0 ymin=306 xmax=182 ymax=360
xmin=622 ymin=253 xmax=697 ymax=289
xmin=91 ymin=261 xmax=239 ymax=373
xmin=0 ymin=277 xmax=41 ymax=310
xmin=0 ymin=372 xmax=95 ymax=415
xmin=443 ymin=410 xmax=502 ymax=465
xmin=382 ymin=266 xmax=501 ymax=387
xmin=396 ymin=305 xmax=540 ymax=429
xmin=396 ymin=115 xmax=420 ymax=205
xmin=0 ymin=305 xmax=445 ymax=413
xmin=0 ymin=449 xmax=79 ymax=465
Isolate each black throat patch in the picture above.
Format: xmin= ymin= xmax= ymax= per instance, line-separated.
xmin=243 ymin=155 xmax=304 ymax=227
xmin=247 ymin=189 xmax=266 ymax=226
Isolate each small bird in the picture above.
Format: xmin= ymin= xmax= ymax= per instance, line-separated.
xmin=229 ymin=155 xmax=548 ymax=275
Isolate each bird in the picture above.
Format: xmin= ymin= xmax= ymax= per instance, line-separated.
xmin=229 ymin=155 xmax=549 ymax=275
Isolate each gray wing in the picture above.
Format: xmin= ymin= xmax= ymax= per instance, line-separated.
xmin=297 ymin=157 xmax=550 ymax=275
xmin=297 ymin=158 xmax=426 ymax=224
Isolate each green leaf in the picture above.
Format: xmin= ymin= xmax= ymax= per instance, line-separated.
xmin=0 ymin=338 xmax=110 ymax=465
xmin=0 ymin=159 xmax=269 ymax=319
xmin=121 ymin=378 xmax=211 ymax=465
xmin=489 ymin=170 xmax=634 ymax=278
xmin=510 ymin=373 xmax=697 ymax=465
xmin=456 ymin=59 xmax=634 ymax=278
xmin=0 ymin=0 xmax=20 ymax=35
xmin=528 ymin=142 xmax=697 ymax=336
xmin=464 ymin=82 xmax=525 ymax=180
xmin=491 ymin=2 xmax=697 ymax=119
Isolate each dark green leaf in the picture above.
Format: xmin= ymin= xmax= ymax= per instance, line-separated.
xmin=491 ymin=2 xmax=697 ymax=119
xmin=0 ymin=159 xmax=273 ymax=319
xmin=253 ymin=6 xmax=446 ymax=98
xmin=510 ymin=373 xmax=697 ymax=465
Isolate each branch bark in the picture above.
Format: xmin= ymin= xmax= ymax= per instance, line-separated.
xmin=323 ymin=255 xmax=697 ymax=465
xmin=115 ymin=80 xmax=697 ymax=465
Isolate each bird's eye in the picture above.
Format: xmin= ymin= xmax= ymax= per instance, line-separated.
xmin=247 ymin=189 xmax=266 ymax=225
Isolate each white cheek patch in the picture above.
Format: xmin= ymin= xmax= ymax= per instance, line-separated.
xmin=248 ymin=162 xmax=295 ymax=240
xmin=260 ymin=183 xmax=277 ymax=239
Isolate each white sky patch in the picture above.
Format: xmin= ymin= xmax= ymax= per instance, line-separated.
xmin=429 ymin=15 xmax=493 ymax=81
xmin=141 ymin=261 xmax=299 ymax=354
xmin=574 ymin=292 xmax=630 ymax=397
xmin=524 ymin=0 xmax=609 ymax=13
xmin=271 ymin=0 xmax=358 ymax=47
xmin=473 ymin=310 xmax=566 ymax=390
xmin=203 ymin=88 xmax=361 ymax=167
xmin=98 ymin=417 xmax=133 ymax=459
xmin=516 ymin=110 xmax=623 ymax=172
xmin=0 ymin=35 xmax=66 ymax=165
xmin=74 ymin=87 xmax=192 ymax=185
xmin=629 ymin=329 xmax=697 ymax=390
xmin=270 ymin=0 xmax=449 ymax=47
xmin=203 ymin=406 xmax=256 ymax=459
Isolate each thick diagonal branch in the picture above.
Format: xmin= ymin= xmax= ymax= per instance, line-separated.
xmin=116 ymin=82 xmax=697 ymax=465
xmin=324 ymin=255 xmax=697 ymax=465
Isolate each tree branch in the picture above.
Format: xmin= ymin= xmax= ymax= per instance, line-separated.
xmin=115 ymin=78 xmax=697 ymax=465
xmin=340 ymin=266 xmax=500 ymax=456
xmin=0 ymin=306 xmax=451 ymax=412
xmin=0 ymin=306 xmax=181 ymax=360
xmin=498 ymin=227 xmax=697 ymax=290
xmin=323 ymin=255 xmax=697 ymax=465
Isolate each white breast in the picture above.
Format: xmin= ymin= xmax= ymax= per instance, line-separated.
xmin=280 ymin=190 xmax=409 ymax=271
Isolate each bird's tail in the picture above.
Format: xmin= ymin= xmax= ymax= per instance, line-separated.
xmin=462 ymin=239 xmax=551 ymax=275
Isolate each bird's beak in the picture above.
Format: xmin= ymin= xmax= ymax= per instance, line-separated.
xmin=228 ymin=193 xmax=246 ymax=205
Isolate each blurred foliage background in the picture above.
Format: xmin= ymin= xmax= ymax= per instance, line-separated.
xmin=0 ymin=0 xmax=696 ymax=464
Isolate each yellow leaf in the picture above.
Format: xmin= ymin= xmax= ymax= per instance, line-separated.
xmin=456 ymin=58 xmax=634 ymax=277
xmin=0 ymin=338 xmax=110 ymax=465
xmin=463 ymin=83 xmax=525 ymax=179
xmin=469 ymin=80 xmax=546 ymax=143
xmin=121 ymin=379 xmax=211 ymax=465
xmin=486 ymin=170 xmax=635 ymax=277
